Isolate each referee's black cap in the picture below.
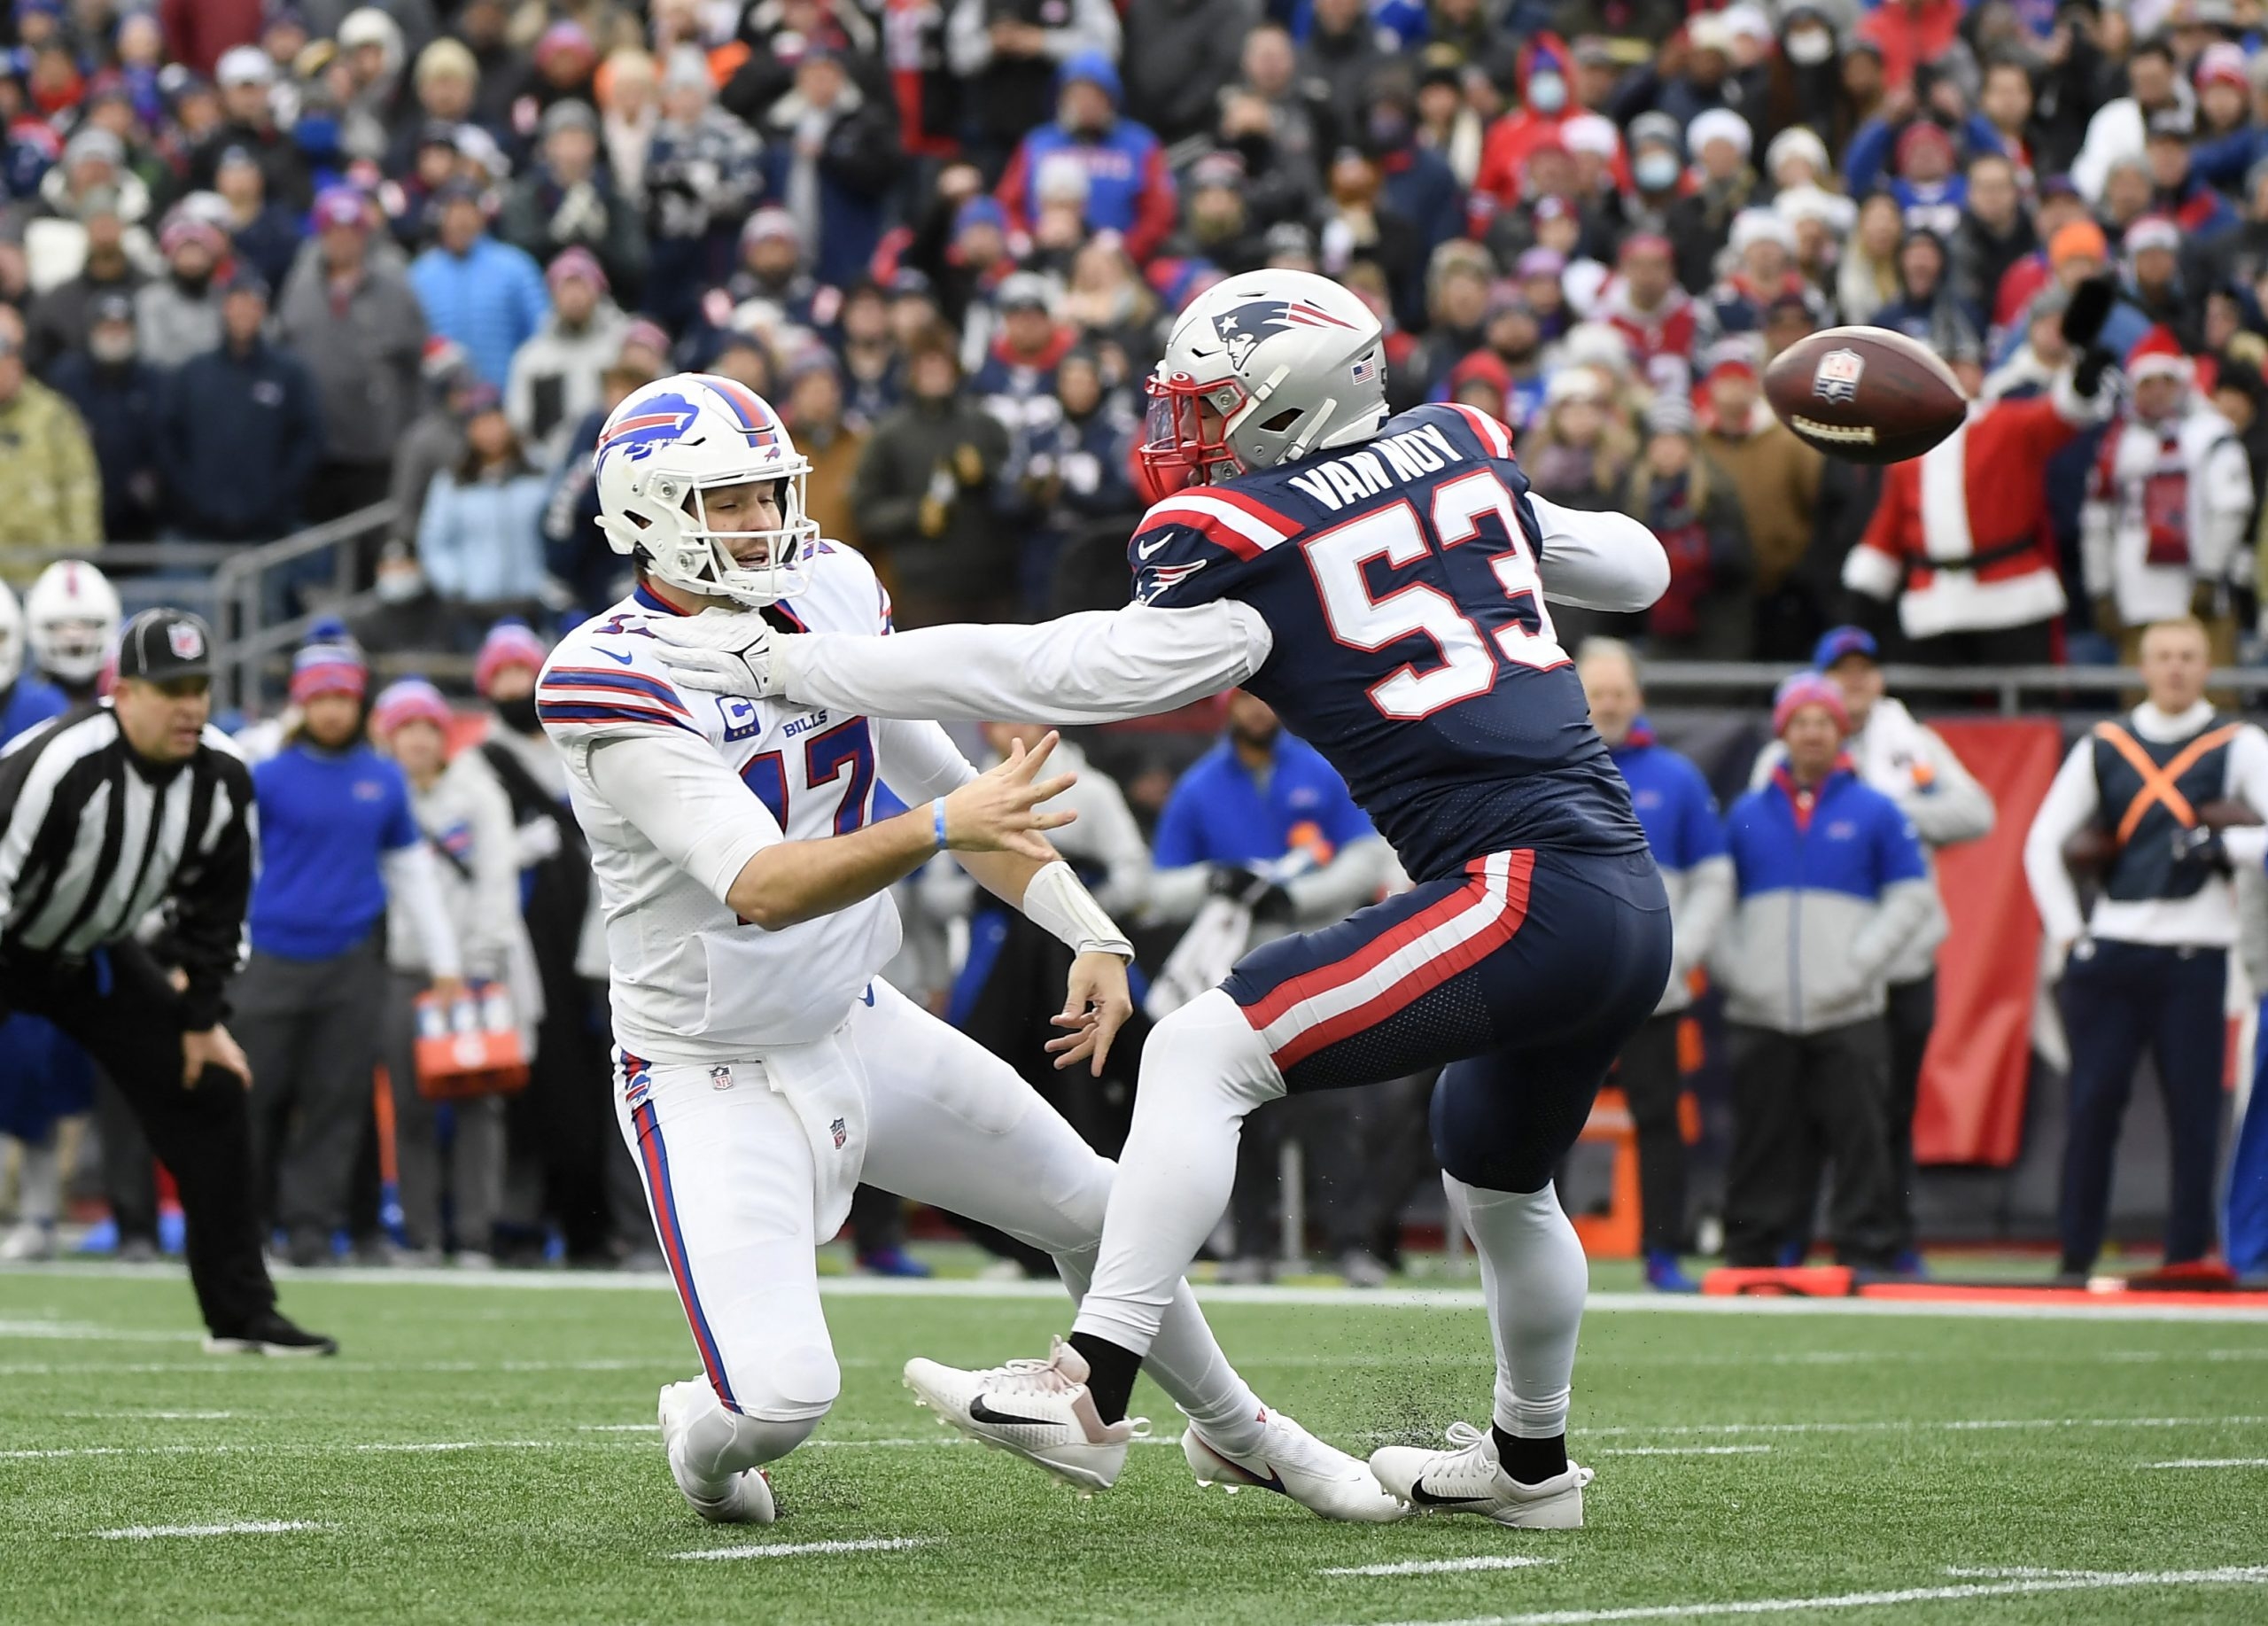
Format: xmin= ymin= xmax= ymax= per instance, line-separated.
xmin=115 ymin=609 xmax=215 ymax=684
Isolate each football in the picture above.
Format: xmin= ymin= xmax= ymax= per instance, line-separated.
xmin=1763 ymin=326 xmax=1969 ymax=465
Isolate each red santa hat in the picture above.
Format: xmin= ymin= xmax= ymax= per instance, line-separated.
xmin=2125 ymin=326 xmax=2194 ymax=385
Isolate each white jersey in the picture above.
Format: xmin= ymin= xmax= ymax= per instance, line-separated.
xmin=540 ymin=545 xmax=977 ymax=1062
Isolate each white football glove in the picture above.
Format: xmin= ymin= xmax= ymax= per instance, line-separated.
xmin=647 ymin=609 xmax=781 ymax=697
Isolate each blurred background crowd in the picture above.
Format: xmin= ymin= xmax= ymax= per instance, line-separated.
xmin=3 ymin=0 xmax=2264 ymax=1290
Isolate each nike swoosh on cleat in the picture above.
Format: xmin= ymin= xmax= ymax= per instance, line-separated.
xmin=597 ymin=649 xmax=636 ymax=665
xmin=1410 ymin=1483 xmax=1495 ymax=1506
xmin=967 ymin=1394 xmax=1056 ymax=1428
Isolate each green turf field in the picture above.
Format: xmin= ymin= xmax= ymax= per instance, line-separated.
xmin=3 ymin=1267 xmax=2266 ymax=1626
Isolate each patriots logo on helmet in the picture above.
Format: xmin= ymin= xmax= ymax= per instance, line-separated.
xmin=1211 ymin=298 xmax=1360 ymax=369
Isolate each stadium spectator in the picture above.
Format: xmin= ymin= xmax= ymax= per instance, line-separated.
xmin=641 ymin=48 xmax=765 ymax=331
xmin=370 ymin=678 xmax=524 ymax=1267
xmin=1697 ymin=338 xmax=1824 ymax=659
xmin=998 ymin=51 xmax=1177 ymax=266
xmin=1714 ymin=675 xmax=1935 ymax=1272
xmin=22 ymin=184 xmax=149 ymax=377
xmin=390 ymin=340 xmax=478 ymax=556
xmin=134 ymin=212 xmax=227 ymax=370
xmin=156 ymin=268 xmax=323 ymax=543
xmin=505 ymin=249 xmax=628 ymax=471
xmin=2023 ymin=617 xmax=2268 ymax=1283
xmin=1755 ymin=629 xmax=1992 ymax=1273
xmin=234 ymin=626 xmax=463 ymax=1267
xmin=0 ymin=304 xmax=103 ymax=573
xmin=851 ymin=323 xmax=1013 ymax=625
xmin=409 ymin=182 xmax=551 ymax=389
xmin=49 ymin=294 xmax=167 ymax=541
xmin=1845 ymin=354 xmax=2110 ymax=664
xmin=757 ymin=45 xmax=902 ymax=291
xmin=1618 ymin=393 xmax=1752 ymax=659
xmin=498 ymin=100 xmax=650 ymax=307
xmin=1120 ymin=0 xmax=1262 ymax=149
xmin=415 ymin=393 xmax=550 ymax=635
xmin=783 ymin=349 xmax=866 ymax=549
xmin=1145 ymin=690 xmax=1399 ymax=1285
xmin=948 ymin=0 xmax=1122 ymax=174
xmin=191 ymin=44 xmax=312 ymax=210
xmin=1581 ymin=640 xmax=1732 ymax=1294
xmin=277 ymin=187 xmax=430 ymax=526
xmin=2074 ymin=34 xmax=2190 ymax=206
xmin=2083 ymin=338 xmax=2254 ymax=665
xmin=213 ymin=143 xmax=306 ymax=291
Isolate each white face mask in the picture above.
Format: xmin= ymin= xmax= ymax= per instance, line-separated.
xmin=1526 ymin=72 xmax=1567 ymax=114
xmin=89 ymin=331 xmax=136 ymax=364
xmin=1785 ymin=27 xmax=1834 ymax=66
xmin=1635 ymin=152 xmax=1682 ymax=192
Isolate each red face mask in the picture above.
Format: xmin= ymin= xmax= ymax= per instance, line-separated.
xmin=1134 ymin=372 xmax=1244 ymax=504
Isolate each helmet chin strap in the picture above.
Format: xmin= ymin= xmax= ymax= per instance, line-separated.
xmin=1283 ymin=394 xmax=1341 ymax=463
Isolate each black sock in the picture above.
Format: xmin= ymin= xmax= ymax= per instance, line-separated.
xmin=1068 ymin=1332 xmax=1143 ymax=1425
xmin=1494 ymin=1426 xmax=1567 ymax=1485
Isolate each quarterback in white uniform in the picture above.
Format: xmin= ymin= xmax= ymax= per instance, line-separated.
xmin=542 ymin=372 xmax=1402 ymax=1526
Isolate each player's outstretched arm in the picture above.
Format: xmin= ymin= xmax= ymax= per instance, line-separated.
xmin=1528 ymin=494 xmax=1672 ymax=613
xmin=649 ymin=603 xmax=1273 ymax=725
xmin=726 ymin=733 xmax=1079 ymax=929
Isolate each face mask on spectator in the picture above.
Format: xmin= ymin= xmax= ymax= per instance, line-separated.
xmin=1785 ymin=27 xmax=1834 ymax=66
xmin=1635 ymin=152 xmax=1681 ymax=191
xmin=1526 ymin=73 xmax=1567 ymax=114
xmin=1366 ymin=107 xmax=1410 ymax=150
xmin=89 ymin=328 xmax=135 ymax=364
xmin=494 ymin=692 xmax=541 ymax=734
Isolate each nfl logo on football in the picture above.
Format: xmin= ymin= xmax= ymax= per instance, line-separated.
xmin=709 ymin=1065 xmax=733 ymax=1092
xmin=1812 ymin=349 xmax=1866 ymax=404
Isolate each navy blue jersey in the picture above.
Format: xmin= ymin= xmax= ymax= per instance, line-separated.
xmin=1128 ymin=402 xmax=1646 ymax=882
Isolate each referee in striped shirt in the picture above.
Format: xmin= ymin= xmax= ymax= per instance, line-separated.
xmin=0 ymin=610 xmax=333 ymax=1355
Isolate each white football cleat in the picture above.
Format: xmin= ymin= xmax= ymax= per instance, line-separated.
xmin=1184 ymin=1408 xmax=1409 ymax=1522
xmin=0 ymin=1221 xmax=55 ymax=1262
xmin=903 ymin=1336 xmax=1146 ymax=1493
xmin=658 ymin=1379 xmax=777 ymax=1525
xmin=1370 ymin=1421 xmax=1593 ymax=1529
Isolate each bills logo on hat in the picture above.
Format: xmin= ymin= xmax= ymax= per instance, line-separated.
xmin=1812 ymin=348 xmax=1865 ymax=404
xmin=167 ymin=622 xmax=205 ymax=660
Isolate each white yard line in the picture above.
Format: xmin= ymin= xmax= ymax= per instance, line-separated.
xmin=672 ymin=1537 xmax=938 ymax=1561
xmin=1596 ymin=1446 xmax=1772 ymax=1457
xmin=90 ymin=1521 xmax=324 ymax=1540
xmin=2146 ymin=1459 xmax=2268 ymax=1469
xmin=9 ymin=1261 xmax=2268 ymax=1320
xmin=59 ymin=1411 xmax=233 ymax=1420
xmin=0 ymin=1319 xmax=200 ymax=1342
xmin=1322 ymin=1557 xmax=1558 ymax=1577
xmin=1346 ymin=1565 xmax=2268 ymax=1626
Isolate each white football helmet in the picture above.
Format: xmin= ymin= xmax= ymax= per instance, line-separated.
xmin=0 ymin=582 xmax=23 ymax=691
xmin=1138 ymin=268 xmax=1388 ymax=500
xmin=593 ymin=373 xmax=817 ymax=608
xmin=26 ymin=560 xmax=122 ymax=687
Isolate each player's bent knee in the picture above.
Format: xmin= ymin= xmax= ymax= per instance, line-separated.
xmin=1141 ymin=989 xmax=1284 ymax=1113
xmin=743 ymin=1341 xmax=841 ymax=1423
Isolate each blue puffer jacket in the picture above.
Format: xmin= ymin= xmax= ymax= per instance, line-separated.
xmin=1713 ymin=762 xmax=1938 ymax=1035
xmin=408 ymin=235 xmax=550 ymax=388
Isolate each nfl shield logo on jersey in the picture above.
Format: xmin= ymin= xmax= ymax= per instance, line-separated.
xmin=710 ymin=1065 xmax=734 ymax=1091
xmin=1812 ymin=349 xmax=1866 ymax=404
xmin=830 ymin=1116 xmax=848 ymax=1149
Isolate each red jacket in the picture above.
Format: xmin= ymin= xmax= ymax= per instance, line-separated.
xmin=1858 ymin=0 xmax=1964 ymax=93
xmin=159 ymin=0 xmax=264 ymax=75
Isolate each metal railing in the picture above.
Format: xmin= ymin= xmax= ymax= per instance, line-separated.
xmin=1643 ymin=660 xmax=2268 ymax=715
xmin=209 ymin=502 xmax=398 ymax=713
xmin=5 ymin=541 xmax=245 ymax=633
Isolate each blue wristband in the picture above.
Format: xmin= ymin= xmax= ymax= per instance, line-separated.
xmin=932 ymin=797 xmax=950 ymax=852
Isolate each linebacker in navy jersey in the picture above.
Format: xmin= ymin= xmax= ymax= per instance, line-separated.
xmin=651 ymin=268 xmax=1673 ymax=1528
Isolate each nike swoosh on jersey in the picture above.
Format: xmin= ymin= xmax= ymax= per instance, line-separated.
xmin=967 ymin=1394 xmax=1056 ymax=1428
xmin=1137 ymin=539 xmax=1169 ymax=559
xmin=597 ymin=649 xmax=636 ymax=665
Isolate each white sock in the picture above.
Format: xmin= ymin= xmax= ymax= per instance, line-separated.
xmin=13 ymin=1139 xmax=58 ymax=1226
xmin=1445 ymin=1174 xmax=1585 ymax=1441
xmin=1071 ymin=989 xmax=1284 ymax=1358
xmin=678 ymin=1387 xmax=824 ymax=1478
xmin=1056 ymin=1247 xmax=1268 ymax=1456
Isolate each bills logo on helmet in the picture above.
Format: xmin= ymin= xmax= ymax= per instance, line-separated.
xmin=598 ymin=395 xmax=701 ymax=460
xmin=167 ymin=622 xmax=204 ymax=659
xmin=1211 ymin=299 xmax=1360 ymax=369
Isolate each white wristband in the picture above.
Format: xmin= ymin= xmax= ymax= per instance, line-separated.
xmin=1021 ymin=860 xmax=1133 ymax=960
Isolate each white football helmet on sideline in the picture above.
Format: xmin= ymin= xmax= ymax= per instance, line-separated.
xmin=1138 ymin=269 xmax=1388 ymax=500
xmin=26 ymin=560 xmax=122 ymax=687
xmin=593 ymin=373 xmax=817 ymax=608
xmin=0 ymin=581 xmax=24 ymax=690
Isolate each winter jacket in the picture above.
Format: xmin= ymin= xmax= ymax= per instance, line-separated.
xmin=850 ymin=394 xmax=1014 ymax=614
xmin=1612 ymin=722 xmax=1733 ymax=1015
xmin=24 ymin=263 xmax=146 ymax=378
xmin=276 ymin=253 xmax=429 ymax=466
xmin=760 ymin=85 xmax=903 ymax=291
xmin=1713 ymin=763 xmax=1938 ymax=1035
xmin=390 ymin=409 xmax=465 ymax=548
xmin=1699 ymin=409 xmax=1822 ymax=594
xmin=2084 ymin=404 xmax=2254 ymax=627
xmin=47 ymin=354 xmax=167 ymax=541
xmin=157 ymin=338 xmax=324 ymax=541
xmin=504 ymin=304 xmax=630 ymax=471
xmin=387 ymin=750 xmax=524 ymax=983
xmin=998 ymin=118 xmax=1177 ymax=265
xmin=643 ymin=109 xmax=766 ymax=245
xmin=416 ymin=465 xmax=550 ymax=604
xmin=1750 ymin=697 xmax=1992 ymax=984
xmin=407 ymin=235 xmax=551 ymax=388
xmin=24 ymin=169 xmax=157 ymax=296
xmin=1623 ymin=455 xmax=1752 ymax=659
xmin=132 ymin=276 xmax=225 ymax=370
xmin=1121 ymin=0 xmax=1262 ymax=147
xmin=946 ymin=0 xmax=1123 ymax=152
xmin=229 ymin=204 xmax=308 ymax=291
xmin=496 ymin=166 xmax=649 ymax=305
xmin=0 ymin=379 xmax=104 ymax=573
